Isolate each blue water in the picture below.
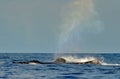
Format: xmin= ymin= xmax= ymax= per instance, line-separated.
xmin=0 ymin=53 xmax=120 ymax=79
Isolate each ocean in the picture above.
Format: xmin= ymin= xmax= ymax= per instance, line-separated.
xmin=0 ymin=53 xmax=120 ymax=79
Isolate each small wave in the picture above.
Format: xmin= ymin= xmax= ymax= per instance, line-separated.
xmin=101 ymin=62 xmax=120 ymax=66
xmin=0 ymin=61 xmax=5 ymax=64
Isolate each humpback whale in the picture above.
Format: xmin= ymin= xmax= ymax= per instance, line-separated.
xmin=12 ymin=57 xmax=101 ymax=65
xmin=54 ymin=57 xmax=101 ymax=64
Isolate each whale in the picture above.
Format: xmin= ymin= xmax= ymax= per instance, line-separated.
xmin=54 ymin=57 xmax=101 ymax=64
xmin=12 ymin=60 xmax=53 ymax=64
xmin=12 ymin=57 xmax=101 ymax=65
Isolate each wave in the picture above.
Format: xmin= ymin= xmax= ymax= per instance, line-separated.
xmin=101 ymin=62 xmax=120 ymax=66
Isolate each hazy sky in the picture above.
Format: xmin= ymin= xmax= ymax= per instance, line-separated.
xmin=0 ymin=0 xmax=120 ymax=53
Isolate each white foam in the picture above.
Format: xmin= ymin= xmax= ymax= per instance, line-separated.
xmin=101 ymin=62 xmax=120 ymax=66
xmin=60 ymin=56 xmax=98 ymax=63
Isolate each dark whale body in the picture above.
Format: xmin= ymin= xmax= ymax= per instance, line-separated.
xmin=12 ymin=57 xmax=101 ymax=65
xmin=12 ymin=60 xmax=53 ymax=64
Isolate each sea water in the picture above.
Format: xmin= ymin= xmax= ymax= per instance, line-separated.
xmin=0 ymin=53 xmax=120 ymax=79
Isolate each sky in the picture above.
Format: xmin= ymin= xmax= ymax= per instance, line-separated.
xmin=0 ymin=0 xmax=120 ymax=53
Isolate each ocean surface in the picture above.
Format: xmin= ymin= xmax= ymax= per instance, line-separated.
xmin=0 ymin=53 xmax=120 ymax=79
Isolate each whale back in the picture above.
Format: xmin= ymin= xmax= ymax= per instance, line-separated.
xmin=54 ymin=57 xmax=66 ymax=63
xmin=13 ymin=60 xmax=44 ymax=64
xmin=54 ymin=57 xmax=101 ymax=64
xmin=87 ymin=59 xmax=101 ymax=64
xmin=12 ymin=57 xmax=101 ymax=65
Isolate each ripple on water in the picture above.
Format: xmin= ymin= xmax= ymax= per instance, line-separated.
xmin=61 ymin=72 xmax=84 ymax=75
xmin=97 ymin=66 xmax=120 ymax=75
xmin=56 ymin=75 xmax=80 ymax=79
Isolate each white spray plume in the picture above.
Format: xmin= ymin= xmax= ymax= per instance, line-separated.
xmin=58 ymin=0 xmax=104 ymax=53
xmin=60 ymin=0 xmax=98 ymax=38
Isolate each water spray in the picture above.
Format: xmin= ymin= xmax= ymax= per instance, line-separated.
xmin=57 ymin=0 xmax=103 ymax=53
